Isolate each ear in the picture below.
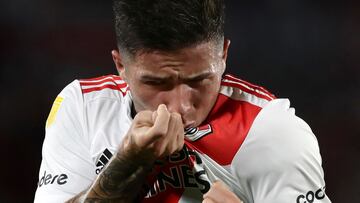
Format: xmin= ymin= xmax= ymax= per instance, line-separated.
xmin=112 ymin=49 xmax=127 ymax=80
xmin=222 ymin=39 xmax=231 ymax=62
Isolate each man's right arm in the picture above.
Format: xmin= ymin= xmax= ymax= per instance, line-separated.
xmin=67 ymin=104 xmax=185 ymax=202
xmin=66 ymin=145 xmax=154 ymax=202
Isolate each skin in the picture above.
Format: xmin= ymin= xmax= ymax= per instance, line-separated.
xmin=203 ymin=180 xmax=243 ymax=203
xmin=68 ymin=105 xmax=186 ymax=202
xmin=113 ymin=40 xmax=230 ymax=128
xmin=66 ymin=39 xmax=242 ymax=202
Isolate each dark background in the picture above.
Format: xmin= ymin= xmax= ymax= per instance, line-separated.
xmin=1 ymin=0 xmax=359 ymax=202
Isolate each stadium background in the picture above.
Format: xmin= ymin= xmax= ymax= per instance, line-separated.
xmin=1 ymin=0 xmax=359 ymax=202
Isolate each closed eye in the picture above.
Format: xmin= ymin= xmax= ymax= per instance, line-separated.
xmin=185 ymin=75 xmax=212 ymax=87
xmin=143 ymin=80 xmax=166 ymax=86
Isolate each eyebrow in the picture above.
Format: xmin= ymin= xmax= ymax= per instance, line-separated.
xmin=140 ymin=75 xmax=171 ymax=81
xmin=140 ymin=72 xmax=212 ymax=81
xmin=184 ymin=72 xmax=212 ymax=81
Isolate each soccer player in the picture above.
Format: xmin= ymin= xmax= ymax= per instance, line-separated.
xmin=34 ymin=0 xmax=331 ymax=202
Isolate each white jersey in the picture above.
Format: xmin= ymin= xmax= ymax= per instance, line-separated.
xmin=34 ymin=74 xmax=331 ymax=203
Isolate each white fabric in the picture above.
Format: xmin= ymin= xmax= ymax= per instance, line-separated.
xmin=231 ymin=99 xmax=331 ymax=203
xmin=34 ymin=78 xmax=331 ymax=203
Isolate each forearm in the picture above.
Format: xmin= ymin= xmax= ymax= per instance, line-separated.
xmin=66 ymin=146 xmax=154 ymax=203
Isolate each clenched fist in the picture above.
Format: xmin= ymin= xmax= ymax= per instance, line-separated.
xmin=120 ymin=104 xmax=185 ymax=163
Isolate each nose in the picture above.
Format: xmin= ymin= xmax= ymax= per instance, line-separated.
xmin=166 ymin=84 xmax=193 ymax=119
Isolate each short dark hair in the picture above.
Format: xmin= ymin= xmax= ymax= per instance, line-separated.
xmin=113 ymin=0 xmax=225 ymax=56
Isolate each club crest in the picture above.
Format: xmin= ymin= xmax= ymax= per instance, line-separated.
xmin=184 ymin=124 xmax=213 ymax=141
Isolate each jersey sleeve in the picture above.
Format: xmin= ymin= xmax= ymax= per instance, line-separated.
xmin=231 ymin=99 xmax=331 ymax=203
xmin=34 ymin=80 xmax=96 ymax=203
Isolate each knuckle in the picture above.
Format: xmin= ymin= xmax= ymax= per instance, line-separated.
xmin=134 ymin=110 xmax=151 ymax=120
xmin=151 ymin=127 xmax=168 ymax=137
xmin=212 ymin=181 xmax=221 ymax=188
xmin=171 ymin=141 xmax=177 ymax=152
xmin=150 ymin=124 xmax=169 ymax=137
xmin=171 ymin=145 xmax=178 ymax=154
xmin=159 ymin=105 xmax=170 ymax=115
xmin=150 ymin=133 xmax=164 ymax=142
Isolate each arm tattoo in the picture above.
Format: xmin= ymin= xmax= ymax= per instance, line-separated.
xmin=66 ymin=146 xmax=154 ymax=203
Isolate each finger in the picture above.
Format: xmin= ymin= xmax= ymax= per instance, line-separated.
xmin=174 ymin=115 xmax=185 ymax=151
xmin=159 ymin=112 xmax=183 ymax=156
xmin=133 ymin=110 xmax=153 ymax=126
xmin=204 ymin=180 xmax=243 ymax=203
xmin=152 ymin=110 xmax=157 ymax=123
xmin=132 ymin=107 xmax=166 ymax=148
xmin=149 ymin=104 xmax=170 ymax=136
xmin=131 ymin=111 xmax=158 ymax=147
xmin=154 ymin=115 xmax=173 ymax=157
xmin=177 ymin=129 xmax=185 ymax=151
xmin=203 ymin=182 xmax=223 ymax=202
xmin=167 ymin=112 xmax=183 ymax=153
xmin=213 ymin=180 xmax=227 ymax=189
xmin=212 ymin=180 xmax=233 ymax=193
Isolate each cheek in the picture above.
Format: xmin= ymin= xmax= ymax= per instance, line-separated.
xmin=193 ymin=80 xmax=221 ymax=107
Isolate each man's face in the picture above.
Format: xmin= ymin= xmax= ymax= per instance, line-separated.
xmin=113 ymin=40 xmax=230 ymax=128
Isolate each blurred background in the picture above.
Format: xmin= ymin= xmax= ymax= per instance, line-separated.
xmin=0 ymin=0 xmax=359 ymax=202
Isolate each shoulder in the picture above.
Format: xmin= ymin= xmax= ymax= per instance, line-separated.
xmin=221 ymin=76 xmax=321 ymax=175
xmin=78 ymin=75 xmax=128 ymax=94
xmin=219 ymin=74 xmax=317 ymax=152
xmin=238 ymin=98 xmax=320 ymax=166
xmin=78 ymin=74 xmax=129 ymax=101
xmin=219 ymin=74 xmax=276 ymax=108
xmin=251 ymin=98 xmax=319 ymax=154
xmin=53 ymin=74 xmax=128 ymax=109
xmin=231 ymin=99 xmax=328 ymax=202
xmin=211 ymin=73 xmax=277 ymax=130
xmin=232 ymin=98 xmax=323 ymax=180
xmin=198 ymin=74 xmax=277 ymax=165
xmin=221 ymin=74 xmax=276 ymax=102
xmin=46 ymin=74 xmax=130 ymax=136
xmin=54 ymin=74 xmax=129 ymax=111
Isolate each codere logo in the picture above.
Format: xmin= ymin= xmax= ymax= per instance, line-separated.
xmin=296 ymin=186 xmax=326 ymax=203
xmin=38 ymin=170 xmax=68 ymax=187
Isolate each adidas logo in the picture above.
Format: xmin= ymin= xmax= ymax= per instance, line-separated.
xmin=95 ymin=148 xmax=113 ymax=174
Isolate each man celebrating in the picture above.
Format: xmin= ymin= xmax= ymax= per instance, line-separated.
xmin=34 ymin=0 xmax=331 ymax=202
